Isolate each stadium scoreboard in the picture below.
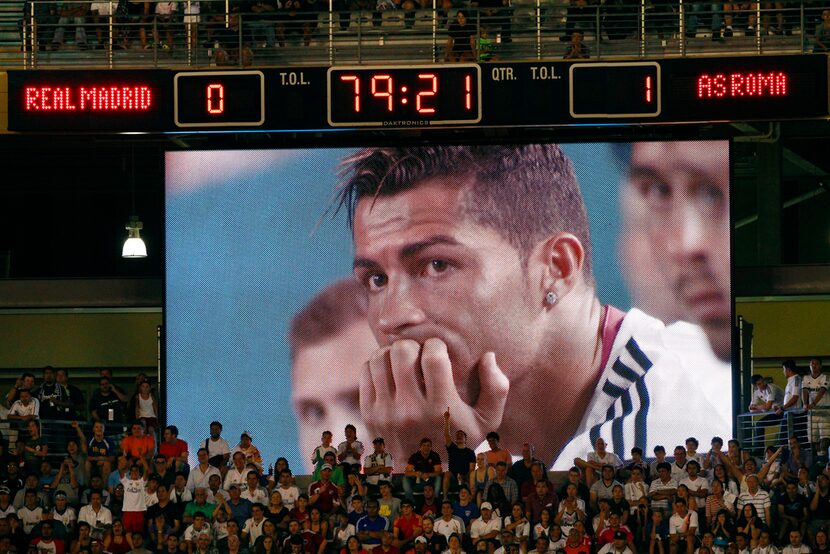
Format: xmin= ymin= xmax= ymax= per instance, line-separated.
xmin=6 ymin=54 xmax=828 ymax=132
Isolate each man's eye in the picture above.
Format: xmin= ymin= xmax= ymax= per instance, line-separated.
xmin=424 ymin=259 xmax=450 ymax=276
xmin=368 ymin=274 xmax=388 ymax=290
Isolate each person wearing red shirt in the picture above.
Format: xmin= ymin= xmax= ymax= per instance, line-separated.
xmin=158 ymin=425 xmax=189 ymax=473
xmin=309 ymin=465 xmax=342 ymax=516
xmin=393 ymin=500 xmax=423 ymax=549
xmin=372 ymin=531 xmax=400 ymax=554
xmin=563 ymin=528 xmax=590 ymax=554
xmin=596 ymin=513 xmax=634 ymax=549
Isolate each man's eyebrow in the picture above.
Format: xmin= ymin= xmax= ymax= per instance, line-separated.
xmin=353 ymin=235 xmax=462 ymax=270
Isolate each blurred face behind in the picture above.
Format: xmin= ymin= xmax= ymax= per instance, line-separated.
xmin=624 ymin=141 xmax=730 ymax=360
xmin=293 ymin=322 xmax=375 ymax=473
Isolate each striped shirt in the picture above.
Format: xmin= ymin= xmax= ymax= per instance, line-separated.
xmin=737 ymin=490 xmax=771 ymax=523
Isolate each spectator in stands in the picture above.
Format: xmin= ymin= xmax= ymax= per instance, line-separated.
xmin=18 ymin=488 xmax=43 ymax=534
xmin=204 ymin=473 xmax=225 ymax=505
xmin=358 ymin=499 xmax=389 ymax=550
xmin=486 ymin=462 xmax=518 ymax=507
xmin=213 ymin=9 xmax=253 ymax=66
xmin=5 ymin=373 xmax=35 ymax=409
xmin=378 ymin=481 xmax=401 ymax=522
xmin=129 ymin=380 xmax=159 ymax=435
xmin=90 ymin=378 xmax=126 ymax=423
xmin=802 ymin=358 xmax=829 ymax=444
xmin=597 ymin=512 xmax=634 ymax=549
xmin=158 ymin=425 xmax=189 ymax=475
xmin=556 ymin=486 xmax=586 ymax=536
xmin=502 ymin=503 xmax=529 ymax=548
xmin=525 ymin=480 xmax=557 ymax=527
xmin=35 ymin=366 xmax=65 ymax=419
xmin=89 ymin=1 xmax=114 ymax=49
xmin=403 ymin=439 xmax=442 ymax=504
xmin=338 ymin=425 xmax=365 ymax=479
xmin=751 ymin=375 xmax=786 ymax=451
xmin=248 ymin=0 xmax=277 ymax=47
xmin=151 ymin=1 xmax=177 ymax=49
xmin=311 ymin=432 xmax=337 ymax=474
xmin=147 ymin=482 xmax=181 ymax=536
xmin=444 ymin=408 xmax=476 ymax=501
xmin=242 ymin=471 xmax=269 ymax=505
xmin=808 ymin=474 xmax=830 ymax=542
xmin=121 ymin=422 xmax=155 ymax=466
xmin=188 ymin=448 xmax=221 ymax=493
xmin=79 ymin=489 xmax=113 ymax=539
xmin=204 ymin=421 xmax=231 ymax=474
xmin=52 ymin=453 xmax=80 ymax=505
xmin=445 ymin=10 xmax=475 ymax=61
xmin=0 ymin=485 xmax=14 ymax=517
xmin=225 ymin=452 xmax=248 ymax=491
xmin=221 ymin=484 xmax=254 ymax=526
xmin=124 ymin=0 xmax=151 ymax=49
xmin=420 ymin=515 xmax=448 ymax=553
xmin=108 ymin=456 xmax=129 ymax=494
xmin=105 ymin=518 xmax=131 ymax=554
xmin=7 ymin=388 xmax=40 ymax=422
xmin=55 ymin=369 xmax=86 ymax=420
xmin=276 ymin=469 xmax=300 ymax=511
xmin=737 ymin=475 xmax=771 ymax=526
xmin=625 ymin=466 xmax=648 ymax=511
xmin=242 ymin=503 xmax=268 ymax=547
xmin=668 ymin=498 xmax=698 ymax=554
xmin=418 ymin=483 xmax=439 ymax=517
xmin=650 ymin=463 xmax=677 ymax=516
xmin=150 ymin=454 xmax=176 ymax=489
xmin=22 ymin=420 xmax=48 ymax=473
xmin=576 ymin=438 xmax=623 ymax=487
xmin=508 ymin=444 xmax=541 ymax=496
xmin=434 ymin=501 xmax=465 ymax=539
xmin=121 ymin=458 xmax=150 ymax=535
xmin=590 ymin=466 xmax=622 ymax=511
xmin=364 ymin=438 xmax=393 ymax=497
xmin=471 ymin=454 xmax=494 ymax=505
xmin=52 ymin=489 xmax=77 ymax=534
xmin=472 ymin=0 xmax=512 ymax=42
xmin=815 ymin=10 xmax=830 ymax=51
xmin=232 ymin=432 xmax=264 ymax=473
xmin=49 ymin=2 xmax=89 ymax=49
xmin=556 ymin=468 xmax=588 ymax=505
xmin=31 ymin=520 xmax=65 ymax=554
xmin=470 ymin=502 xmax=502 ymax=552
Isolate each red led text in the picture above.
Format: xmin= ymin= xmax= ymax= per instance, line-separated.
xmin=697 ymin=72 xmax=788 ymax=99
xmin=24 ymin=85 xmax=153 ymax=111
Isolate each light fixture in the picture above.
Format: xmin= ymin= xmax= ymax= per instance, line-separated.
xmin=122 ymin=148 xmax=148 ymax=259
xmin=122 ymin=216 xmax=147 ymax=258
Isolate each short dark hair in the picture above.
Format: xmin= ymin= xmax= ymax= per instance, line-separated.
xmin=289 ymin=279 xmax=368 ymax=361
xmin=338 ymin=145 xmax=593 ymax=279
xmin=631 ymin=447 xmax=643 ymax=456
xmin=711 ymin=437 xmax=723 ymax=446
xmin=783 ymin=359 xmax=798 ymax=371
xmin=654 ymin=445 xmax=665 ymax=454
xmin=656 ymin=462 xmax=671 ymax=472
xmin=685 ymin=437 xmax=699 ymax=447
xmin=165 ymin=425 xmax=179 ymax=436
xmin=751 ymin=374 xmax=764 ymax=385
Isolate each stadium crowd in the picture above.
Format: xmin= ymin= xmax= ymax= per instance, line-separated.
xmin=2 ymin=360 xmax=830 ymax=554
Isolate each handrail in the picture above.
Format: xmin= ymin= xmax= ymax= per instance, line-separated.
xmin=2 ymin=0 xmax=824 ymax=69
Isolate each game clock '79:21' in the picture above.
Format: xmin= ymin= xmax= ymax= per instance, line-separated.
xmin=327 ymin=65 xmax=482 ymax=127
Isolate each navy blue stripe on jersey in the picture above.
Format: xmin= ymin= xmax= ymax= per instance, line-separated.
xmin=602 ymin=379 xmax=627 ymax=399
xmin=612 ymin=390 xmax=634 ymax=459
xmin=634 ymin=377 xmax=650 ymax=449
xmin=613 ymin=359 xmax=640 ymax=382
xmin=590 ymin=404 xmax=616 ymax=445
xmin=626 ymin=338 xmax=653 ymax=371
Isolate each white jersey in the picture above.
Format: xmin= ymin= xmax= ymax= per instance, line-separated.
xmin=802 ymin=373 xmax=829 ymax=407
xmin=552 ymin=310 xmax=731 ymax=470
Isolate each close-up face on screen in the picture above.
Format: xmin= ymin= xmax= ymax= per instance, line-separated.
xmin=165 ymin=141 xmax=732 ymax=473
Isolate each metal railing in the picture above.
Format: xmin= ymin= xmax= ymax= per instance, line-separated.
xmin=737 ymin=407 xmax=830 ymax=452
xmin=4 ymin=0 xmax=826 ymax=68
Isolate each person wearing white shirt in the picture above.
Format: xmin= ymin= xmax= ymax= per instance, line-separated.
xmin=624 ymin=467 xmax=648 ymax=513
xmin=187 ymin=449 xmax=222 ymax=493
xmin=671 ymin=447 xmax=689 ymax=484
xmin=224 ymin=452 xmax=247 ymax=491
xmin=434 ymin=502 xmax=465 ymax=539
xmin=781 ymin=531 xmax=812 ymax=554
xmin=78 ymin=490 xmax=113 ymax=537
xmin=205 ymin=422 xmax=231 ymax=470
xmin=241 ymin=471 xmax=269 ymax=505
xmin=669 ymin=499 xmax=698 ymax=554
xmin=775 ymin=361 xmax=806 ymax=444
xmin=575 ymin=438 xmax=623 ymax=487
xmin=802 ymin=358 xmax=829 ymax=444
xmin=751 ymin=531 xmax=779 ymax=554
xmin=679 ymin=461 xmax=708 ymax=507
xmin=276 ymin=470 xmax=300 ymax=510
xmin=470 ymin=503 xmax=502 ymax=548
xmin=18 ymin=490 xmax=43 ymax=535
xmin=364 ymin=439 xmax=394 ymax=491
xmin=241 ymin=504 xmax=267 ymax=547
xmin=7 ymin=389 xmax=40 ymax=421
xmin=121 ymin=461 xmax=149 ymax=534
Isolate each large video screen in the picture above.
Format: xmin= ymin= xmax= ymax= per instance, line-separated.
xmin=165 ymin=142 xmax=732 ymax=474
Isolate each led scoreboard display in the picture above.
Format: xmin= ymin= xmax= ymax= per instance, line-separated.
xmin=6 ymin=55 xmax=828 ymax=132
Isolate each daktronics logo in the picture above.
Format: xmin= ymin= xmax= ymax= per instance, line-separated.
xmin=697 ymin=72 xmax=788 ymax=98
xmin=24 ymin=85 xmax=153 ymax=111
